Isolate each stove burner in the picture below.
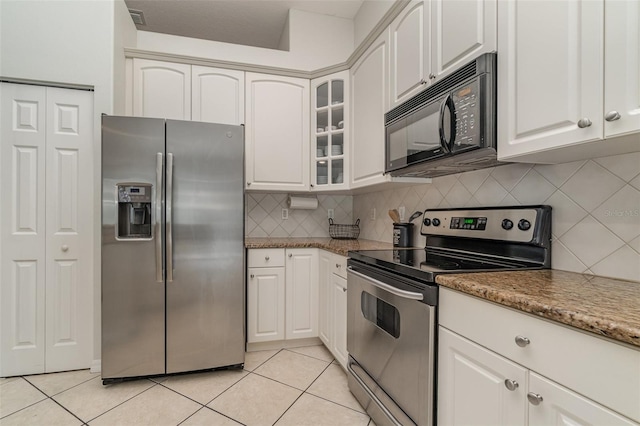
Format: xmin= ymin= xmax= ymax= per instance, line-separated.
xmin=421 ymin=260 xmax=460 ymax=270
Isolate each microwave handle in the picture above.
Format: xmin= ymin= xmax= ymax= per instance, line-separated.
xmin=438 ymin=94 xmax=456 ymax=152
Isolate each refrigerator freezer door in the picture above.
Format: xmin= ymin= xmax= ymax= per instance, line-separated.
xmin=101 ymin=116 xmax=166 ymax=379
xmin=165 ymin=120 xmax=245 ymax=373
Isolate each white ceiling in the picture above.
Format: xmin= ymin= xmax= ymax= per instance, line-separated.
xmin=124 ymin=0 xmax=364 ymax=50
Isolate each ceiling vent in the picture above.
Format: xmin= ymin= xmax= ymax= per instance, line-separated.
xmin=129 ymin=9 xmax=146 ymax=26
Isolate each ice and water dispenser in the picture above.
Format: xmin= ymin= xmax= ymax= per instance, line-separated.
xmin=117 ymin=183 xmax=152 ymax=239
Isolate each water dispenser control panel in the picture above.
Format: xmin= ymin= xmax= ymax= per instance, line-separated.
xmin=116 ymin=183 xmax=153 ymax=239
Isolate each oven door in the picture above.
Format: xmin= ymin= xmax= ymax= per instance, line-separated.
xmin=347 ymin=263 xmax=437 ymax=426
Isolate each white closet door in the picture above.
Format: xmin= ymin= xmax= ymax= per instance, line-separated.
xmin=44 ymin=87 xmax=93 ymax=372
xmin=0 ymin=83 xmax=47 ymax=376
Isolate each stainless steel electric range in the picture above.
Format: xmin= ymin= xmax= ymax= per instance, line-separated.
xmin=346 ymin=206 xmax=552 ymax=426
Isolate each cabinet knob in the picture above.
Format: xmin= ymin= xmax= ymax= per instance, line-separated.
xmin=504 ymin=379 xmax=519 ymax=391
xmin=288 ymin=253 xmax=293 ymax=258
xmin=527 ymin=392 xmax=543 ymax=406
xmin=605 ymin=111 xmax=621 ymax=122
xmin=336 ymin=263 xmax=341 ymax=268
xmin=420 ymin=79 xmax=427 ymax=85
xmin=250 ymin=274 xmax=254 ymax=279
xmin=577 ymin=118 xmax=592 ymax=128
xmin=310 ymin=184 xmax=315 ymax=188
xmin=429 ymin=73 xmax=436 ymax=80
xmin=515 ymin=335 xmax=530 ymax=347
xmin=61 ymin=245 xmax=69 ymax=252
xmin=265 ymin=256 xmax=270 ymax=261
xmin=342 ymin=287 xmax=347 ymax=292
xmin=247 ymin=182 xmax=251 ymax=186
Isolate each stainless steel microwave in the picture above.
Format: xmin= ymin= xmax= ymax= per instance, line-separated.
xmin=385 ymin=53 xmax=499 ymax=178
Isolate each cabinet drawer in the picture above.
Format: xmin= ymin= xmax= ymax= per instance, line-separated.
xmin=332 ymin=254 xmax=348 ymax=279
xmin=248 ymin=249 xmax=285 ymax=268
xmin=440 ymin=288 xmax=640 ymax=422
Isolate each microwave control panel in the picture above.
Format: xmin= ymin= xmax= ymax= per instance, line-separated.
xmin=452 ymin=80 xmax=481 ymax=148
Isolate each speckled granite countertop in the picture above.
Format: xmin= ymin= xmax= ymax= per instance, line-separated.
xmin=436 ymin=270 xmax=640 ymax=348
xmin=245 ymin=237 xmax=393 ymax=257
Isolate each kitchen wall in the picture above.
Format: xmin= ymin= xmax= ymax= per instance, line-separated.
xmin=246 ymin=193 xmax=353 ymax=238
xmin=352 ymin=153 xmax=640 ymax=282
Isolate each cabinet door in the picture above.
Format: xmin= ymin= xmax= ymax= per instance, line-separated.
xmin=192 ymin=65 xmax=244 ymax=125
xmin=311 ymin=71 xmax=349 ymax=190
xmin=133 ymin=59 xmax=191 ymax=120
xmin=351 ymin=29 xmax=390 ymax=189
xmin=497 ymin=0 xmax=603 ymax=162
xmin=1 ymin=83 xmax=47 ymax=376
xmin=438 ymin=327 xmax=527 ymax=426
xmin=318 ymin=251 xmax=332 ymax=346
xmin=331 ymin=274 xmax=348 ymax=370
xmin=44 ymin=87 xmax=93 ymax=373
xmin=528 ymin=372 xmax=637 ymax=426
xmin=245 ymin=73 xmax=310 ymax=191
xmin=247 ymin=267 xmax=285 ymax=343
xmin=285 ymin=249 xmax=318 ymax=340
xmin=431 ymin=0 xmax=496 ymax=81
xmin=389 ymin=0 xmax=429 ymax=108
xmin=604 ymin=0 xmax=640 ymax=138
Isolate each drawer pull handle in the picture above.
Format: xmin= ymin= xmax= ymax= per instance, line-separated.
xmin=504 ymin=379 xmax=519 ymax=391
xmin=527 ymin=392 xmax=543 ymax=405
xmin=265 ymin=256 xmax=270 ymax=261
xmin=515 ymin=336 xmax=530 ymax=347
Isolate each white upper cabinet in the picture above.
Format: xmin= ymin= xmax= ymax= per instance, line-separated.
xmin=351 ymin=29 xmax=390 ymax=188
xmin=245 ymin=73 xmax=310 ymax=192
xmin=311 ymin=71 xmax=349 ymax=191
xmin=431 ymin=0 xmax=497 ymax=80
xmin=133 ymin=59 xmax=191 ymax=120
xmin=389 ymin=0 xmax=496 ymax=109
xmin=498 ymin=0 xmax=640 ymax=163
xmin=192 ymin=66 xmax=244 ymax=125
xmin=604 ymin=0 xmax=640 ymax=139
xmin=390 ymin=1 xmax=429 ymax=107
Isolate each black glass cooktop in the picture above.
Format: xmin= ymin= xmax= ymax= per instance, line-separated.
xmin=349 ymin=248 xmax=537 ymax=283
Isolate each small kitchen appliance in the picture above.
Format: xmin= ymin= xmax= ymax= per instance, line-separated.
xmin=347 ymin=205 xmax=552 ymax=426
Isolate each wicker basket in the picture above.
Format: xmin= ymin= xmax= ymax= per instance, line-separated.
xmin=329 ymin=218 xmax=360 ymax=240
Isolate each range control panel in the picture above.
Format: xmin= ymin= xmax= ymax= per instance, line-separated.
xmin=420 ymin=207 xmax=550 ymax=243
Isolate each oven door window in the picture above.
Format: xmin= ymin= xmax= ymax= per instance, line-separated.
xmin=361 ymin=291 xmax=400 ymax=338
xmin=385 ymin=97 xmax=446 ymax=172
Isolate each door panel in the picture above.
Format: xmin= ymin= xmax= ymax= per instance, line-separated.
xmin=192 ymin=66 xmax=244 ymax=125
xmin=101 ymin=116 xmax=166 ymax=379
xmin=133 ymin=59 xmax=191 ymax=120
xmin=248 ymin=267 xmax=285 ymax=343
xmin=1 ymin=83 xmax=47 ymax=376
xmin=165 ymin=120 xmax=245 ymax=373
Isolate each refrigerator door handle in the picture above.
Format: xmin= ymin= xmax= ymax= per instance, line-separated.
xmin=156 ymin=152 xmax=163 ymax=282
xmin=167 ymin=152 xmax=174 ymax=282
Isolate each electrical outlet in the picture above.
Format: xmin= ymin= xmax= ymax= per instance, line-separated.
xmin=282 ymin=208 xmax=289 ymax=220
xmin=399 ymin=206 xmax=406 ymax=221
xmin=370 ymin=208 xmax=376 ymax=220
xmin=328 ymin=209 xmax=334 ymax=219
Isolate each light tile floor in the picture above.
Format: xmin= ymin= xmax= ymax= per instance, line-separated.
xmin=0 ymin=345 xmax=373 ymax=426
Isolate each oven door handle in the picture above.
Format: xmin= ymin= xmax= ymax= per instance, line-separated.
xmin=347 ymin=267 xmax=424 ymax=301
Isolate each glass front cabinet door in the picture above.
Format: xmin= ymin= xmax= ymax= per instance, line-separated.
xmin=311 ymin=71 xmax=349 ymax=190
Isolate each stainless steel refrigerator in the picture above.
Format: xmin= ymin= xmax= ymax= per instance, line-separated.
xmin=101 ymin=116 xmax=245 ymax=383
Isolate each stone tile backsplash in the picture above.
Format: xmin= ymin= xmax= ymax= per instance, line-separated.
xmin=245 ymin=152 xmax=639 ymax=282
xmin=246 ymin=193 xmax=353 ymax=238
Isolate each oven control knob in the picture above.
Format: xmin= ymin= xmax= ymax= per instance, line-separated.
xmin=423 ymin=218 xmax=431 ymax=226
xmin=502 ymin=219 xmax=514 ymax=230
xmin=518 ymin=219 xmax=531 ymax=231
xmin=432 ymin=218 xmax=441 ymax=227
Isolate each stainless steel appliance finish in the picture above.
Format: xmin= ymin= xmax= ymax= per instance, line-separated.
xmin=347 ymin=264 xmax=437 ymax=426
xmin=101 ymin=116 xmax=245 ymax=382
xmin=347 ymin=206 xmax=552 ymax=426
xmin=385 ymin=53 xmax=498 ymax=178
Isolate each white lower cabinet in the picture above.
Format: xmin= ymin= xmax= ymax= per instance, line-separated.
xmin=285 ymin=249 xmax=319 ymax=340
xmin=438 ymin=288 xmax=640 ymax=425
xmin=318 ymin=251 xmax=348 ymax=369
xmin=247 ymin=248 xmax=318 ymax=345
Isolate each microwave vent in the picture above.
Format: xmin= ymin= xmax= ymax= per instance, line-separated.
xmin=386 ymin=58 xmax=482 ymax=125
